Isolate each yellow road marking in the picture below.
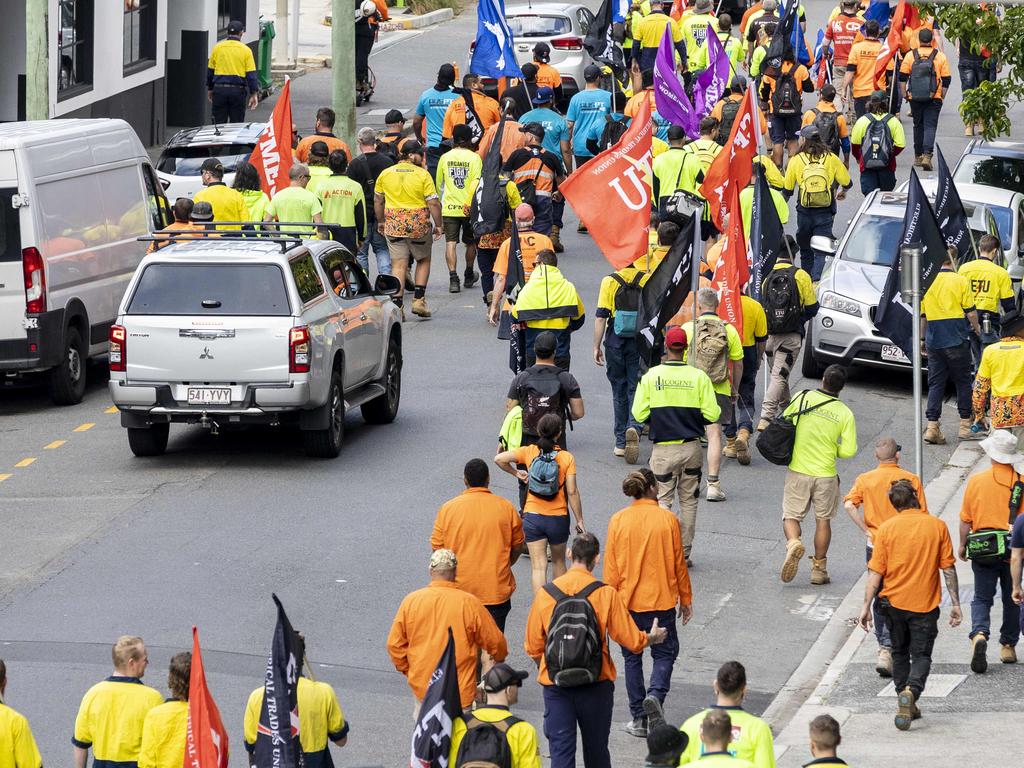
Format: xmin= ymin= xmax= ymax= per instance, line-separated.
xmin=44 ymin=440 xmax=66 ymax=450
xmin=73 ymin=423 xmax=95 ymax=432
xmin=0 ymin=474 xmax=11 ymax=483
xmin=14 ymin=458 xmax=36 ymax=468
xmin=105 ymin=406 xmax=118 ymax=414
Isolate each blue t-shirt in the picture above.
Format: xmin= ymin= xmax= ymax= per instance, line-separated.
xmin=565 ymin=89 xmax=613 ymax=158
xmin=1011 ymin=512 xmax=1024 ymax=549
xmin=415 ymin=87 xmax=458 ymax=148
xmin=519 ymin=107 xmax=570 ymax=161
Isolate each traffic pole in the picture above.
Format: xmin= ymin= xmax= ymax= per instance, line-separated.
xmin=25 ymin=0 xmax=48 ymax=120
xmin=900 ymin=242 xmax=924 ymax=481
xmin=332 ymin=0 xmax=357 ymax=150
xmin=275 ymin=0 xmax=290 ymax=65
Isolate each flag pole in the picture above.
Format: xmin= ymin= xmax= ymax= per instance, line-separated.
xmin=900 ymin=242 xmax=924 ymax=481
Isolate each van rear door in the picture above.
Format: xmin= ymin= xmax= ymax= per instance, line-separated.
xmin=0 ymin=148 xmax=25 ymax=346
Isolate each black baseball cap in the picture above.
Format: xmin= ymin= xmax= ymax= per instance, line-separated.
xmin=227 ymin=20 xmax=244 ymax=35
xmin=584 ymin=64 xmax=603 ymax=81
xmin=482 ymin=663 xmax=529 ymax=693
xmin=199 ymin=158 xmax=225 ymax=174
xmin=534 ymin=330 xmax=557 ymax=357
xmin=520 ymin=122 xmax=546 ymax=140
xmin=309 ymin=140 xmax=330 ymax=158
xmin=385 ymin=109 xmax=405 ymax=125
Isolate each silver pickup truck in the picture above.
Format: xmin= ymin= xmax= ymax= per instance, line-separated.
xmin=108 ymin=236 xmax=403 ymax=458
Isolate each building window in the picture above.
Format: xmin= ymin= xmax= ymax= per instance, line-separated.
xmin=217 ymin=0 xmax=247 ymax=39
xmin=58 ymin=0 xmax=94 ymax=98
xmin=124 ymin=0 xmax=157 ymax=72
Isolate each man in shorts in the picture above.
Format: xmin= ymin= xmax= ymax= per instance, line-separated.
xmin=436 ymin=124 xmax=482 ymax=293
xmin=779 ymin=364 xmax=857 ymax=586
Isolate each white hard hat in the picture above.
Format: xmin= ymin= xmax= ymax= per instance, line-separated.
xmin=360 ymin=0 xmax=377 ymax=17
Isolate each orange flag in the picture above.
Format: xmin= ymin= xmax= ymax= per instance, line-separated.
xmin=185 ymin=627 xmax=229 ymax=768
xmin=249 ymin=78 xmax=294 ymax=197
xmin=712 ymin=186 xmax=749 ymax=339
xmin=560 ymin=97 xmax=654 ymax=270
xmin=699 ymin=86 xmax=760 ymax=229
xmin=670 ymin=0 xmax=685 ymax=21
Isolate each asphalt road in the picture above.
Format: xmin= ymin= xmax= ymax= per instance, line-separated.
xmin=2 ymin=3 xmax=1017 ymax=767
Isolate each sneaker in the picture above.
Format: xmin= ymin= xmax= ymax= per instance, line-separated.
xmin=706 ymin=479 xmax=726 ymax=502
xmin=623 ymin=717 xmax=648 ymax=738
xmin=642 ymin=697 xmax=666 ymax=731
xmin=876 ymin=647 xmax=893 ymax=678
xmin=1001 ymin=644 xmax=1017 ymax=664
xmin=624 ymin=427 xmax=640 ymax=464
xmin=780 ymin=538 xmax=805 ymax=583
xmin=411 ymin=297 xmax=432 ymax=318
xmin=971 ymin=634 xmax=988 ymax=673
xmin=613 ymin=446 xmax=626 ymax=457
xmin=464 ymin=269 xmax=477 ymax=289
xmin=449 ymin=274 xmax=461 ymax=293
xmin=895 ymin=687 xmax=915 ymax=731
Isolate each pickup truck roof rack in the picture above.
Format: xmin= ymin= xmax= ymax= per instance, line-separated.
xmin=139 ymin=223 xmax=347 ymax=253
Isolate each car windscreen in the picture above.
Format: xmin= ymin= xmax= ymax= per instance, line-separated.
xmin=840 ymin=214 xmax=906 ymax=266
xmin=157 ymin=144 xmax=257 ymax=177
xmin=954 ymin=155 xmax=1024 ymax=195
xmin=127 ymin=264 xmax=291 ymax=316
xmin=507 ymin=14 xmax=571 ymax=36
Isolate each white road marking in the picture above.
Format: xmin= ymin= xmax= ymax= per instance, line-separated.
xmin=878 ymin=674 xmax=966 ymax=698
xmin=789 ymin=594 xmax=842 ymax=622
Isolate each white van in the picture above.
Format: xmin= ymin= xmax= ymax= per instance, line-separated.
xmin=0 ymin=119 xmax=171 ymax=404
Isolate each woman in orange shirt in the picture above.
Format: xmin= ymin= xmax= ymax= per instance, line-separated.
xmin=495 ymin=413 xmax=584 ymax=592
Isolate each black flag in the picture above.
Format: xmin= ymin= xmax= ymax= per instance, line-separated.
xmin=763 ymin=0 xmax=798 ymax=78
xmin=874 ymin=169 xmax=949 ymax=358
xmin=254 ymin=595 xmax=303 ymax=768
xmin=410 ymin=629 xmax=462 ymax=768
xmin=748 ymin=165 xmax=784 ymax=302
xmin=637 ymin=212 xmax=698 ymax=365
xmin=583 ymin=0 xmax=625 ymax=74
xmin=505 ymin=219 xmax=527 ymax=373
xmin=472 ymin=118 xmax=507 ymax=238
xmin=460 ymin=89 xmax=485 ymax=144
xmin=934 ymin=144 xmax=974 ymax=264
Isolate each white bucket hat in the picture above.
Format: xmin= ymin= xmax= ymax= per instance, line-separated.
xmin=979 ymin=430 xmax=1024 ymax=466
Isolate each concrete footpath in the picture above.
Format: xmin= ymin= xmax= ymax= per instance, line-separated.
xmin=766 ymin=441 xmax=1024 ymax=767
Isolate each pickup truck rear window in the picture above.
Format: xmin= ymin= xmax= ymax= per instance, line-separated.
xmin=127 ymin=264 xmax=291 ymax=316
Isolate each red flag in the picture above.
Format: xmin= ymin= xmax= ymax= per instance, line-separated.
xmin=699 ymin=87 xmax=759 ymax=229
xmin=712 ymin=186 xmax=748 ymax=339
xmin=560 ymin=97 xmax=654 ymax=270
xmin=185 ymin=627 xmax=229 ymax=768
xmin=874 ymin=0 xmax=909 ymax=85
xmin=669 ymin=0 xmax=685 ymax=21
xmin=249 ymin=78 xmax=294 ymax=197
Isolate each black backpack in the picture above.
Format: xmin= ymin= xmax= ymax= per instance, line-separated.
xmin=611 ymin=273 xmax=643 ymax=337
xmin=756 ymin=391 xmax=836 ymax=465
xmin=862 ymin=114 xmax=895 ymax=170
xmin=908 ymin=49 xmax=938 ymax=102
xmin=812 ymin=109 xmax=841 ymax=155
xmin=544 ymin=581 xmax=605 ymax=688
xmin=716 ymin=98 xmax=742 ymax=145
xmin=454 ymin=714 xmax=520 ymax=768
xmin=762 ymin=265 xmax=804 ymax=334
xmin=515 ymin=153 xmax=545 ymax=208
xmin=772 ymin=71 xmax=800 ymax=116
xmin=520 ymin=367 xmax=566 ymax=435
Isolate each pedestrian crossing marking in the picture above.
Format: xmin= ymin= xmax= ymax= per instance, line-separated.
xmin=14 ymin=458 xmax=35 ymax=468
xmin=878 ymin=674 xmax=966 ymax=698
xmin=73 ymin=423 xmax=95 ymax=432
xmin=44 ymin=440 xmax=66 ymax=449
xmin=364 ymin=108 xmax=411 ymax=117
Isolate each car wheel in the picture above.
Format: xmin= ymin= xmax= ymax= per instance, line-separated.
xmin=801 ymin=326 xmax=826 ymax=379
xmin=127 ymin=424 xmax=169 ymax=457
xmin=361 ymin=338 xmax=401 ymax=424
xmin=303 ymin=370 xmax=345 ymax=458
xmin=48 ymin=326 xmax=87 ymax=405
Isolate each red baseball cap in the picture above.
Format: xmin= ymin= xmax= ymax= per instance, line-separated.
xmin=665 ymin=327 xmax=688 ymax=349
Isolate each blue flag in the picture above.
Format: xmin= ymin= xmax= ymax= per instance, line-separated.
xmin=613 ymin=0 xmax=629 ymax=24
xmin=471 ymin=0 xmax=523 ymax=79
xmin=790 ymin=21 xmax=811 ymax=65
xmin=864 ymin=0 xmax=891 ymax=29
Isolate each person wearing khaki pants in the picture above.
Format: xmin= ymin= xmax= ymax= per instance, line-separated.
xmin=760 ymin=332 xmax=803 ymax=426
xmin=649 ymin=440 xmax=708 ymax=559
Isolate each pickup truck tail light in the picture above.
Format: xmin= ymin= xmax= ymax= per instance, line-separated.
xmin=550 ymin=36 xmax=583 ymax=50
xmin=289 ymin=326 xmax=311 ymax=373
xmin=23 ymin=247 xmax=46 ymax=314
xmin=109 ymin=325 xmax=126 ymax=372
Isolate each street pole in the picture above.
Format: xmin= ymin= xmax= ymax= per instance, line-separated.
xmin=900 ymin=243 xmax=924 ymax=481
xmin=25 ymin=0 xmax=48 ymax=120
xmin=290 ymin=0 xmax=302 ymax=66
xmin=275 ymin=0 xmax=290 ymax=65
xmin=331 ymin=0 xmax=357 ymax=150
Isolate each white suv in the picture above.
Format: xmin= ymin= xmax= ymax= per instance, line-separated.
xmin=109 ymin=235 xmax=403 ymax=458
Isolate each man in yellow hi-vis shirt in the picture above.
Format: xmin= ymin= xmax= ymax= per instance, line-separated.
xmin=678 ymin=0 xmax=718 ymax=71
xmin=633 ymin=0 xmax=687 ymax=73
xmin=959 ymin=233 xmax=1015 ymax=364
xmin=207 ymin=20 xmax=258 ymax=123
xmin=0 ymin=660 xmax=42 ymax=768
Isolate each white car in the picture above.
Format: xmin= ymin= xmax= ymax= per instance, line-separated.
xmin=109 ymin=234 xmax=403 ymax=458
xmin=156 ymin=122 xmax=266 ymax=201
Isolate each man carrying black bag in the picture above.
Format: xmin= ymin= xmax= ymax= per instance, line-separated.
xmin=774 ymin=364 xmax=857 ymax=586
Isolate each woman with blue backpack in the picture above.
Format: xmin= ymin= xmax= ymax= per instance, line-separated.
xmin=495 ymin=413 xmax=584 ymax=592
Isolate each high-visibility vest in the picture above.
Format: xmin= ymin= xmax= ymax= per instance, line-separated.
xmin=512 ymin=265 xmax=583 ymax=329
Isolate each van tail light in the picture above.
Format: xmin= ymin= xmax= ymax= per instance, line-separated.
xmin=23 ymin=247 xmax=46 ymax=314
xmin=109 ymin=325 xmax=127 ymax=372
xmin=289 ymin=326 xmax=311 ymax=373
xmin=550 ymin=36 xmax=583 ymax=50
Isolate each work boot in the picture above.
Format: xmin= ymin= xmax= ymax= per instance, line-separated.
xmin=624 ymin=427 xmax=640 ymax=465
xmin=411 ymin=297 xmax=432 ymax=318
xmin=781 ymin=538 xmax=805 ymax=583
xmin=921 ymin=153 xmax=933 ymax=171
xmin=959 ymin=418 xmax=981 ymax=440
xmin=643 ymin=696 xmax=666 ymax=731
xmin=876 ymin=647 xmax=893 ymax=678
xmin=1001 ymin=644 xmax=1017 ymax=664
xmin=449 ymin=273 xmax=461 ymax=293
xmin=895 ymin=687 xmax=915 ymax=731
xmin=735 ymin=428 xmax=751 ymax=465
xmin=724 ymin=436 xmax=738 ymax=458
xmin=623 ymin=716 xmax=648 ymax=738
xmin=613 ymin=446 xmax=625 ymax=457
xmin=551 ymin=225 xmax=565 ymax=253
xmin=464 ymin=268 xmax=477 ymax=289
xmin=923 ymin=420 xmax=946 ymax=445
xmin=971 ymin=634 xmax=988 ymax=673
xmin=914 ymin=154 xmax=924 ymax=168
xmin=757 ymin=417 xmax=770 ymax=432
xmin=810 ymin=556 xmax=830 ymax=585
xmin=706 ymin=479 xmax=726 ymax=502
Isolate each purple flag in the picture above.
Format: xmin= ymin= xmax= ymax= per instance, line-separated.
xmin=653 ymin=25 xmax=698 ymax=138
xmin=694 ymin=24 xmax=731 ymax=118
